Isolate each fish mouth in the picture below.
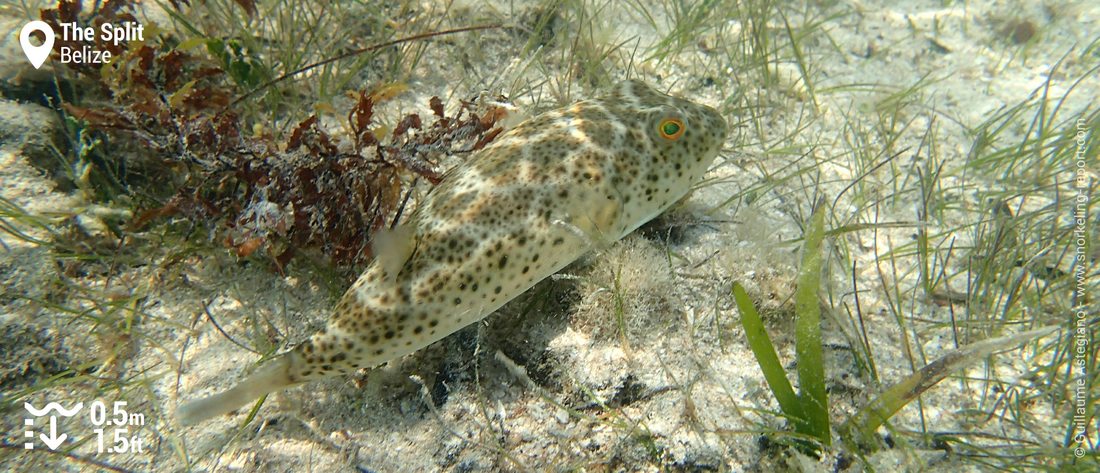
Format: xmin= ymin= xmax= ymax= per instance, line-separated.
xmin=705 ymin=105 xmax=729 ymax=137
xmin=695 ymin=104 xmax=728 ymax=153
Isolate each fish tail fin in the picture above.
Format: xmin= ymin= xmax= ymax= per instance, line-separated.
xmin=176 ymin=351 xmax=301 ymax=426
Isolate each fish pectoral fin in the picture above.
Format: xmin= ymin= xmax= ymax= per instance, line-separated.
xmin=372 ymin=224 xmax=417 ymax=280
xmin=558 ymin=198 xmax=622 ymax=248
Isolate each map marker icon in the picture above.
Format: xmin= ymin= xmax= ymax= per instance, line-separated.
xmin=19 ymin=21 xmax=55 ymax=69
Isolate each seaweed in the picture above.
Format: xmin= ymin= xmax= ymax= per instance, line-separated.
xmin=39 ymin=0 xmax=508 ymax=270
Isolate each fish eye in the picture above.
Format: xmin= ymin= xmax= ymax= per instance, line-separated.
xmin=657 ymin=118 xmax=685 ymax=140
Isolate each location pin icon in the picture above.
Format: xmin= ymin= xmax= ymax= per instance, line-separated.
xmin=19 ymin=21 xmax=55 ymax=69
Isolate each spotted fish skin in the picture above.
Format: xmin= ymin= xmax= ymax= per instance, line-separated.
xmin=177 ymin=80 xmax=727 ymax=425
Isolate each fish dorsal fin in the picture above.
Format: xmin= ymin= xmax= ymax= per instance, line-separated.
xmin=373 ymin=224 xmax=416 ymax=280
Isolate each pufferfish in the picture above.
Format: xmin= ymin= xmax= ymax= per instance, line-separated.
xmin=177 ymin=79 xmax=728 ymax=425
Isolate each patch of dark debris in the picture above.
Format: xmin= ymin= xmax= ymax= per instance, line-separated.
xmin=0 ymin=322 xmax=71 ymax=391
